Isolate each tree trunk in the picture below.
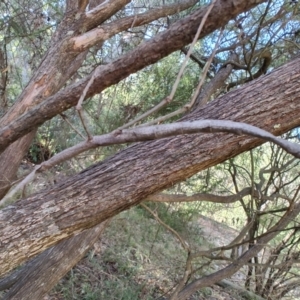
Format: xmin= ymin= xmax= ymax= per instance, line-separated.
xmin=1 ymin=54 xmax=300 ymax=277
xmin=0 ymin=131 xmax=36 ymax=199
xmin=0 ymin=1 xmax=272 ymax=297
xmin=2 ymin=221 xmax=108 ymax=300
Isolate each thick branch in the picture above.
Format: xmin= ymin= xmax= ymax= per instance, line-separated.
xmin=194 ymin=53 xmax=237 ymax=108
xmin=0 ymin=59 xmax=300 ymax=276
xmin=72 ymin=0 xmax=198 ymax=50
xmin=2 ymin=119 xmax=300 ymax=206
xmin=84 ymin=0 xmax=131 ymax=31
xmin=0 ymin=51 xmax=299 ymax=155
xmin=148 ymin=188 xmax=253 ymax=204
xmin=2 ymin=221 xmax=108 ymax=300
xmin=0 ymin=0 xmax=268 ymax=153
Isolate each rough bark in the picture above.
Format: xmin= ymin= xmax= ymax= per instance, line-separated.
xmin=1 ymin=54 xmax=300 ymax=277
xmin=0 ymin=1 xmax=272 ymax=296
xmin=1 ymin=183 xmax=254 ymax=298
xmin=0 ymin=2 xmax=147 ymax=200
xmin=0 ymin=0 xmax=268 ymax=152
xmin=2 ymin=221 xmax=108 ymax=300
xmin=0 ymin=0 xmax=196 ymax=198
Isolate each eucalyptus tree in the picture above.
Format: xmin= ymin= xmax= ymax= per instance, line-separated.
xmin=1 ymin=0 xmax=300 ymax=299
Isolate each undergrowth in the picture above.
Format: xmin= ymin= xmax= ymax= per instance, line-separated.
xmin=51 ymin=204 xmax=213 ymax=299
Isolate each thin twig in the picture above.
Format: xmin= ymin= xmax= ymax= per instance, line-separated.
xmin=140 ymin=26 xmax=224 ymax=127
xmin=117 ymin=0 xmax=217 ymax=130
xmin=140 ymin=203 xmax=190 ymax=252
xmin=60 ymin=113 xmax=86 ymax=140
xmin=2 ymin=119 xmax=300 ymax=206
xmin=188 ymin=27 xmax=224 ymax=108
xmin=169 ymin=0 xmax=217 ymax=100
xmin=76 ymin=70 xmax=98 ymax=140
xmin=77 ymin=109 xmax=92 ymax=140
